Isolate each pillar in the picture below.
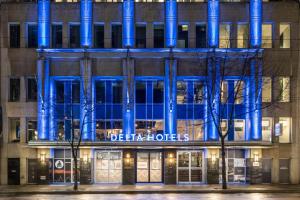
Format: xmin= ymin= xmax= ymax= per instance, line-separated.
xmin=49 ymin=78 xmax=56 ymax=141
xmin=38 ymin=0 xmax=50 ymax=48
xmin=165 ymin=59 xmax=177 ymax=136
xmin=80 ymin=0 xmax=93 ymax=48
xmin=123 ymin=0 xmax=135 ymax=48
xmin=207 ymin=0 xmax=219 ymax=48
xmin=250 ymin=0 xmax=262 ymax=48
xmin=165 ymin=0 xmax=177 ymax=48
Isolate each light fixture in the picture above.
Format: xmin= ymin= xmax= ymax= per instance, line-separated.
xmin=254 ymin=153 xmax=259 ymax=162
xmin=83 ymin=153 xmax=89 ymax=164
xmin=168 ymin=153 xmax=174 ymax=164
xmin=211 ymin=153 xmax=216 ymax=164
xmin=125 ymin=153 xmax=131 ymax=164
xmin=40 ymin=153 xmax=46 ymax=164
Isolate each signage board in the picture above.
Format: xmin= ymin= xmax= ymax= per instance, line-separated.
xmin=275 ymin=123 xmax=282 ymax=136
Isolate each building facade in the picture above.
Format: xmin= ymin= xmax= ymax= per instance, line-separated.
xmin=0 ymin=0 xmax=299 ymax=185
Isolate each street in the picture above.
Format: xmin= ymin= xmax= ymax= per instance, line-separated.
xmin=0 ymin=193 xmax=299 ymax=200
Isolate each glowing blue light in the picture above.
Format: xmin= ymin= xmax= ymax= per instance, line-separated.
xmin=123 ymin=0 xmax=135 ymax=48
xmin=165 ymin=0 xmax=177 ymax=48
xmin=250 ymin=0 xmax=262 ymax=48
xmin=80 ymin=0 xmax=93 ymax=47
xmin=207 ymin=0 xmax=219 ymax=48
xmin=38 ymin=0 xmax=50 ymax=48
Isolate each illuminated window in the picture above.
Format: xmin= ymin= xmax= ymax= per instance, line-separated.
xmin=278 ymin=77 xmax=290 ymax=102
xmin=111 ymin=24 xmax=122 ymax=48
xmin=262 ymin=23 xmax=272 ymax=48
xmin=234 ymin=119 xmax=245 ymax=141
xmin=262 ymin=77 xmax=272 ymax=102
xmin=153 ymin=24 xmax=164 ymax=48
xmin=237 ymin=23 xmax=248 ymax=48
xmin=262 ymin=117 xmax=272 ymax=142
xmin=234 ymin=80 xmax=244 ymax=104
xmin=27 ymin=24 xmax=38 ymax=48
xmin=176 ymin=81 xmax=203 ymax=104
xmin=219 ymin=24 xmax=231 ymax=48
xmin=135 ymin=120 xmax=164 ymax=139
xmin=96 ymin=120 xmax=123 ymax=141
xmin=196 ymin=24 xmax=206 ymax=48
xmin=27 ymin=120 xmax=37 ymax=142
xmin=177 ymin=120 xmax=204 ymax=141
xmin=52 ymin=24 xmax=63 ymax=48
xmin=220 ymin=119 xmax=228 ymax=136
xmin=279 ymin=23 xmax=290 ymax=48
xmin=56 ymin=121 xmax=65 ymax=141
xmin=177 ymin=24 xmax=189 ymax=48
xmin=221 ymin=81 xmax=228 ymax=104
xmin=94 ymin=24 xmax=104 ymax=48
xmin=136 ymin=24 xmax=146 ymax=48
xmin=9 ymin=23 xmax=20 ymax=48
xmin=279 ymin=117 xmax=291 ymax=143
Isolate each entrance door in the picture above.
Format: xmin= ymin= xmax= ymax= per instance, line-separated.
xmin=8 ymin=158 xmax=20 ymax=185
xmin=177 ymin=151 xmax=203 ymax=183
xmin=136 ymin=152 xmax=162 ymax=183
xmin=94 ymin=151 xmax=122 ymax=183
xmin=279 ymin=159 xmax=290 ymax=184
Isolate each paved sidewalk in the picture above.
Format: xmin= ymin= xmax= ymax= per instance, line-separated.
xmin=0 ymin=184 xmax=300 ymax=194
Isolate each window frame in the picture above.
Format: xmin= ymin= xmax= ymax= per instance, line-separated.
xmin=8 ymin=22 xmax=20 ymax=48
xmin=262 ymin=22 xmax=273 ymax=49
xmin=9 ymin=77 xmax=21 ymax=102
xmin=51 ymin=22 xmax=63 ymax=48
xmin=69 ymin=22 xmax=81 ymax=48
xmin=26 ymin=22 xmax=38 ymax=48
xmin=26 ymin=77 xmax=38 ymax=102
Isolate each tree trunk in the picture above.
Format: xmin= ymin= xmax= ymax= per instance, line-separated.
xmin=221 ymin=137 xmax=227 ymax=189
xmin=73 ymin=156 xmax=78 ymax=191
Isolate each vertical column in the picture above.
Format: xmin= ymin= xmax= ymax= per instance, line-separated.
xmin=38 ymin=0 xmax=50 ymax=48
xmin=245 ymin=77 xmax=251 ymax=141
xmin=80 ymin=59 xmax=93 ymax=140
xmin=207 ymin=0 xmax=219 ymax=48
xmin=123 ymin=0 xmax=135 ymax=48
xmin=165 ymin=59 xmax=177 ymax=136
xmin=123 ymin=58 xmax=135 ymax=136
xmin=37 ymin=59 xmax=50 ymax=140
xmin=165 ymin=0 xmax=177 ymax=48
xmin=250 ymin=0 xmax=262 ymax=48
xmin=80 ymin=0 xmax=93 ymax=48
xmin=49 ymin=78 xmax=55 ymax=141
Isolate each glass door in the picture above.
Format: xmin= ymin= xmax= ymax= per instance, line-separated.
xmin=136 ymin=152 xmax=162 ymax=183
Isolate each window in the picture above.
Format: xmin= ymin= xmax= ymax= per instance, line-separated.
xmin=234 ymin=80 xmax=244 ymax=104
xmin=94 ymin=24 xmax=104 ymax=48
xmin=279 ymin=77 xmax=290 ymax=102
xmin=72 ymin=120 xmax=80 ymax=140
xmin=177 ymin=24 xmax=188 ymax=48
xmin=221 ymin=81 xmax=228 ymax=103
xmin=27 ymin=120 xmax=37 ymax=142
xmin=9 ymin=118 xmax=20 ymax=142
xmin=262 ymin=117 xmax=272 ymax=142
xmin=279 ymin=117 xmax=291 ymax=143
xmin=177 ymin=81 xmax=203 ymax=104
xmin=153 ymin=24 xmax=164 ymax=48
xmin=27 ymin=78 xmax=37 ymax=101
xmin=136 ymin=81 xmax=146 ymax=103
xmin=219 ymin=24 xmax=231 ymax=48
xmin=136 ymin=24 xmax=146 ymax=48
xmin=176 ymin=81 xmax=187 ymax=104
xmin=112 ymin=81 xmax=123 ymax=103
xmin=262 ymin=77 xmax=272 ymax=102
xmin=279 ymin=23 xmax=290 ymax=48
xmin=56 ymin=121 xmax=65 ymax=141
xmin=95 ymin=81 xmax=105 ymax=104
xmin=262 ymin=23 xmax=272 ymax=48
xmin=237 ymin=24 xmax=248 ymax=48
xmin=135 ymin=120 xmax=164 ymax=139
xmin=234 ymin=119 xmax=245 ymax=141
xmin=56 ymin=81 xmax=65 ymax=103
xmin=96 ymin=120 xmax=123 ymax=141
xmin=9 ymin=23 xmax=20 ymax=48
xmin=27 ymin=24 xmax=38 ymax=48
xmin=220 ymin=119 xmax=228 ymax=136
xmin=9 ymin=78 xmax=20 ymax=102
xmin=177 ymin=120 xmax=204 ymax=141
xmin=95 ymin=80 xmax=123 ymax=104
xmin=196 ymin=24 xmax=206 ymax=48
xmin=72 ymin=81 xmax=80 ymax=103
xmin=52 ymin=24 xmax=63 ymax=48
xmin=111 ymin=24 xmax=122 ymax=48
xmin=69 ymin=24 xmax=80 ymax=48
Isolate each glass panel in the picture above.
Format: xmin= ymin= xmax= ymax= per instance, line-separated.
xmin=194 ymin=82 xmax=203 ymax=104
xmin=279 ymin=77 xmax=290 ymax=102
xmin=221 ymin=81 xmax=228 ymax=103
xmin=95 ymin=152 xmax=109 ymax=183
xmin=69 ymin=24 xmax=80 ymax=48
xmin=280 ymin=23 xmax=290 ymax=48
xmin=27 ymin=120 xmax=37 ymax=142
xmin=111 ymin=24 xmax=122 ymax=48
xmin=193 ymin=120 xmax=204 ymax=141
xmin=153 ymin=81 xmax=164 ymax=103
xmin=196 ymin=24 xmax=206 ymax=48
xmin=136 ymin=81 xmax=146 ymax=103
xmin=27 ymin=24 xmax=38 ymax=48
xmin=154 ymin=24 xmax=164 ymax=48
xmin=219 ymin=24 xmax=231 ymax=48
xmin=178 ymin=25 xmax=188 ymax=48
xmin=136 ymin=25 xmax=146 ymax=48
xmin=177 ymin=81 xmax=187 ymax=104
xmin=191 ymin=152 xmax=202 ymax=168
xmin=279 ymin=117 xmax=291 ymax=143
xmin=234 ymin=120 xmax=245 ymax=141
xmin=262 ymin=77 xmax=272 ymax=102
xmin=9 ymin=118 xmax=20 ymax=142
xmin=56 ymin=81 xmax=64 ymax=103
xmin=72 ymin=81 xmax=80 ymax=103
xmin=52 ymin=24 xmax=63 ymax=48
xmin=262 ymin=24 xmax=272 ymax=48
xmin=112 ymin=81 xmax=122 ymax=103
xmin=94 ymin=24 xmax=104 ymax=48
xmin=137 ymin=152 xmax=149 ymax=182
xmin=10 ymin=78 xmax=20 ymax=102
xmin=234 ymin=81 xmax=244 ymax=104
xmin=95 ymin=81 xmax=105 ymax=104
xmin=237 ymin=24 xmax=248 ymax=48
xmin=10 ymin=24 xmax=20 ymax=48
xmin=150 ymin=152 xmax=162 ymax=182
xmin=178 ymin=152 xmax=189 ymax=168
xmin=27 ymin=78 xmax=37 ymax=101
xmin=262 ymin=117 xmax=272 ymax=142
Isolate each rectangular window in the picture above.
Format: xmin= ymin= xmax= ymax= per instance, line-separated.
xmin=69 ymin=24 xmax=80 ymax=48
xmin=56 ymin=121 xmax=65 ymax=141
xmin=279 ymin=77 xmax=290 ymax=102
xmin=95 ymin=81 xmax=105 ymax=104
xmin=220 ymin=119 xmax=228 ymax=136
xmin=153 ymin=24 xmax=164 ymax=48
xmin=9 ymin=78 xmax=20 ymax=102
xmin=153 ymin=81 xmax=164 ymax=103
xmin=9 ymin=23 xmax=20 ymax=48
xmin=112 ymin=81 xmax=123 ymax=103
xmin=177 ymin=24 xmax=188 ymax=48
xmin=234 ymin=80 xmax=244 ymax=104
xmin=96 ymin=120 xmax=123 ymax=141
xmin=262 ymin=23 xmax=272 ymax=48
xmin=196 ymin=24 xmax=206 ymax=48
xmin=177 ymin=120 xmax=204 ymax=141
xmin=262 ymin=77 xmax=272 ymax=102
xmin=262 ymin=117 xmax=272 ymax=142
xmin=279 ymin=117 xmax=291 ymax=143
xmin=234 ymin=119 xmax=245 ymax=141
xmin=221 ymin=81 xmax=228 ymax=103
xmin=177 ymin=81 xmax=203 ymax=104
xmin=27 ymin=78 xmax=37 ymax=101
xmin=176 ymin=81 xmax=187 ymax=104
xmin=136 ymin=25 xmax=146 ymax=48
xmin=27 ymin=24 xmax=38 ymax=48
xmin=51 ymin=24 xmax=63 ymax=48
xmin=219 ymin=24 xmax=231 ymax=48
xmin=9 ymin=118 xmax=20 ymax=142
xmin=136 ymin=81 xmax=147 ymax=103
xmin=279 ymin=23 xmax=290 ymax=49
xmin=56 ymin=82 xmax=65 ymax=103
xmin=193 ymin=82 xmax=204 ymax=104
xmin=237 ymin=23 xmax=248 ymax=48
xmin=72 ymin=81 xmax=80 ymax=103
xmin=27 ymin=120 xmax=37 ymax=142
xmin=111 ymin=24 xmax=122 ymax=48
xmin=94 ymin=24 xmax=104 ymax=48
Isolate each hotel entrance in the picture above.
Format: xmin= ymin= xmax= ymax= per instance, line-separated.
xmin=136 ymin=152 xmax=162 ymax=183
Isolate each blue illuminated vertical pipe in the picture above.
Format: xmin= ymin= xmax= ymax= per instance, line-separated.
xmin=245 ymin=78 xmax=251 ymax=141
xmin=165 ymin=59 xmax=177 ymax=136
xmin=165 ymin=0 xmax=177 ymax=48
xmin=250 ymin=0 xmax=262 ymax=48
xmin=207 ymin=0 xmax=219 ymax=48
xmin=37 ymin=59 xmax=50 ymax=140
xmin=123 ymin=0 xmax=135 ymax=48
xmin=38 ymin=0 xmax=50 ymax=48
xmin=80 ymin=0 xmax=93 ymax=47
xmin=49 ymin=78 xmax=56 ymax=141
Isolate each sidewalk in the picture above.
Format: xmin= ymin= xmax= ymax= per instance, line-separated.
xmin=0 ymin=184 xmax=300 ymax=194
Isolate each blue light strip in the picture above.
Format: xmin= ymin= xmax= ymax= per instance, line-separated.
xmin=245 ymin=78 xmax=251 ymax=141
xmin=250 ymin=0 xmax=262 ymax=48
xmin=38 ymin=0 xmax=50 ymax=48
xmin=207 ymin=0 xmax=219 ymax=48
xmin=165 ymin=0 xmax=177 ymax=48
xmin=123 ymin=0 xmax=135 ymax=48
xmin=49 ymin=78 xmax=56 ymax=141
xmin=80 ymin=0 xmax=93 ymax=47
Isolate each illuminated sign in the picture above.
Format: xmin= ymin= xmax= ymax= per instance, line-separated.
xmin=275 ymin=123 xmax=282 ymax=136
xmin=111 ymin=133 xmax=189 ymax=142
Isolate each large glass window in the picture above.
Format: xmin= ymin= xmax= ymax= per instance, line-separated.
xmin=178 ymin=25 xmax=188 ymax=48
xmin=9 ymin=23 xmax=20 ymax=48
xmin=279 ymin=77 xmax=290 ymax=102
xmin=177 ymin=120 xmax=204 ymax=141
xmin=9 ymin=78 xmax=20 ymax=102
xmin=262 ymin=77 xmax=272 ymax=102
xmin=95 ymin=80 xmax=123 ymax=104
xmin=111 ymin=24 xmax=122 ymax=48
xmin=279 ymin=23 xmax=290 ymax=49
xmin=237 ymin=24 xmax=248 ymax=48
xmin=153 ymin=24 xmax=164 ymax=48
xmin=219 ymin=24 xmax=231 ymax=48
xmin=27 ymin=78 xmax=37 ymax=101
xmin=234 ymin=119 xmax=245 ymax=141
xmin=52 ymin=24 xmax=63 ymax=48
xmin=196 ymin=24 xmax=206 ymax=48
xmin=72 ymin=81 xmax=80 ymax=103
xmin=9 ymin=118 xmax=20 ymax=142
xmin=262 ymin=23 xmax=272 ymax=48
xmin=221 ymin=81 xmax=228 ymax=104
xmin=262 ymin=117 xmax=272 ymax=142
xmin=27 ymin=119 xmax=37 ymax=142
xmin=27 ymin=24 xmax=38 ymax=48
xmin=234 ymin=80 xmax=244 ymax=104
xmin=96 ymin=120 xmax=123 ymax=141
xmin=69 ymin=24 xmax=80 ymax=48
xmin=279 ymin=117 xmax=291 ymax=143
xmin=56 ymin=82 xmax=65 ymax=103
xmin=56 ymin=121 xmax=65 ymax=141
xmin=177 ymin=81 xmax=204 ymax=104
xmin=136 ymin=24 xmax=146 ymax=48
xmin=94 ymin=24 xmax=104 ymax=48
